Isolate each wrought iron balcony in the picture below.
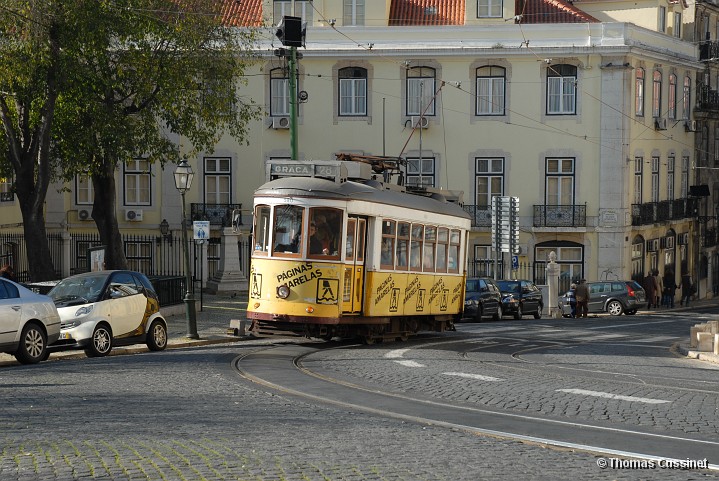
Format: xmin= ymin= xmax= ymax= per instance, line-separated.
xmin=700 ymin=40 xmax=719 ymax=62
xmin=462 ymin=205 xmax=492 ymax=227
xmin=190 ymin=203 xmax=242 ymax=227
xmin=703 ymin=228 xmax=718 ymax=248
xmin=697 ymin=84 xmax=719 ymax=111
xmin=631 ymin=198 xmax=697 ymax=226
xmin=533 ymin=204 xmax=586 ymax=227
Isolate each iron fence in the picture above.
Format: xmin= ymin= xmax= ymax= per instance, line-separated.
xmin=0 ymin=232 xmax=63 ymax=282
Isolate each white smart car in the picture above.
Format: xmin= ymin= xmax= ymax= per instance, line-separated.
xmin=49 ymin=270 xmax=168 ymax=357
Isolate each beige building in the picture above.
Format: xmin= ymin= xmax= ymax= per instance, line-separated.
xmin=0 ymin=0 xmax=712 ymax=297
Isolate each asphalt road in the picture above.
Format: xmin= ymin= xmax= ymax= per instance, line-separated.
xmin=1 ymin=308 xmax=718 ymax=480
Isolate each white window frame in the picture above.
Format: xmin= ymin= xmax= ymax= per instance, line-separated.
xmin=124 ymin=159 xmax=151 ymax=206
xmin=683 ymin=76 xmax=691 ymax=121
xmin=406 ymin=67 xmax=436 ymax=116
xmin=75 ymin=173 xmax=94 ymax=205
xmin=634 ymin=157 xmax=643 ymax=204
xmin=343 ymin=0 xmax=365 ymax=26
xmin=475 ymin=158 xmax=504 ymax=207
xmin=668 ymin=74 xmax=677 ymax=120
xmin=406 ymin=157 xmax=435 ymax=187
xmin=635 ymin=68 xmax=645 ymax=117
xmin=651 ymin=156 xmax=660 ymax=203
xmin=658 ymin=6 xmax=666 ymax=33
xmin=477 ymin=0 xmax=502 ymax=18
xmin=673 ymin=12 xmax=681 ymax=38
xmin=476 ymin=66 xmax=505 ymax=115
xmin=667 ymin=155 xmax=675 ymax=201
xmin=681 ymin=155 xmax=689 ymax=198
xmin=338 ymin=67 xmax=367 ymax=116
xmin=652 ymin=71 xmax=662 ymax=118
xmin=546 ymin=65 xmax=576 ymax=115
xmin=270 ymin=68 xmax=290 ymax=117
xmin=545 ymin=158 xmax=575 ymax=205
xmin=204 ymin=157 xmax=232 ymax=205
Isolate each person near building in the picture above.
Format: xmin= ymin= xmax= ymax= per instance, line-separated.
xmin=574 ymin=279 xmax=590 ymax=318
xmin=653 ymin=269 xmax=663 ymax=308
xmin=567 ymin=283 xmax=577 ymax=318
xmin=680 ymin=271 xmax=694 ymax=306
xmin=662 ymin=268 xmax=677 ymax=308
xmin=643 ymin=271 xmax=658 ymax=309
xmin=0 ymin=264 xmax=16 ymax=282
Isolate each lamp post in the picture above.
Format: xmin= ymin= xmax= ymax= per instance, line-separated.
xmin=174 ymin=160 xmax=199 ymax=339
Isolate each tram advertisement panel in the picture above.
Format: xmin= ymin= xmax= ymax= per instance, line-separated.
xmin=248 ymin=259 xmax=343 ymax=318
xmin=364 ymin=272 xmax=463 ymax=317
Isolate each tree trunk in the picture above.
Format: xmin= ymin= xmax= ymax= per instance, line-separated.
xmin=15 ymin=182 xmax=56 ymax=282
xmin=92 ymin=156 xmax=127 ymax=270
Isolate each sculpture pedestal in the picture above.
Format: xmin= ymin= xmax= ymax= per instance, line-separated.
xmin=206 ymin=228 xmax=248 ymax=295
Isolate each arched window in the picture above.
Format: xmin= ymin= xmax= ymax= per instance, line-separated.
xmin=635 ymin=68 xmax=645 ymax=116
xmin=652 ymin=71 xmax=662 ymax=118
xmin=683 ymin=75 xmax=691 ymax=120
xmin=668 ymin=74 xmax=677 ymax=119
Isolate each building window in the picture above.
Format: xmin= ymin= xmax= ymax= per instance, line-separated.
xmin=406 ymin=67 xmax=436 ymax=116
xmin=634 ymin=157 xmax=643 ymax=204
xmin=668 ymin=74 xmax=677 ymax=119
xmin=651 ymin=156 xmax=660 ymax=202
xmin=715 ymin=126 xmax=719 ymax=166
xmin=535 ymin=242 xmax=583 ymax=292
xmin=667 ymin=155 xmax=675 ymax=201
xmin=204 ymin=157 xmax=231 ymax=204
xmin=681 ymin=155 xmax=689 ymax=198
xmin=476 ymin=66 xmax=505 ymax=115
xmin=406 ymin=157 xmax=435 ymax=187
xmin=274 ymin=0 xmax=313 ymax=23
xmin=270 ymin=68 xmax=290 ymax=116
xmin=545 ymin=158 xmax=574 ymax=205
xmin=477 ymin=0 xmax=502 ymax=18
xmin=125 ymin=240 xmax=153 ymax=274
xmin=683 ymin=75 xmax=691 ymax=120
xmin=701 ymin=124 xmax=709 ymax=166
xmin=652 ymin=71 xmax=662 ymax=118
xmin=546 ymin=64 xmax=576 ymax=115
xmin=475 ymin=158 xmax=503 ymax=207
xmin=343 ymin=0 xmax=365 ymax=26
xmin=658 ymin=6 xmax=666 ymax=33
xmin=635 ymin=68 xmax=645 ymax=117
xmin=124 ymin=159 xmax=151 ymax=206
xmin=338 ymin=67 xmax=367 ymax=116
xmin=0 ymin=175 xmax=13 ymax=202
xmin=673 ymin=12 xmax=681 ymax=38
xmin=75 ymin=173 xmax=94 ymax=205
xmin=631 ymin=235 xmax=645 ymax=283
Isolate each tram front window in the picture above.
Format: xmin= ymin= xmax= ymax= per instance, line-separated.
xmin=253 ymin=205 xmax=271 ymax=254
xmin=309 ymin=207 xmax=343 ymax=257
xmin=273 ymin=205 xmax=304 ymax=255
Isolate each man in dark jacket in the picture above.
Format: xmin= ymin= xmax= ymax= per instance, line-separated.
xmin=574 ymin=279 xmax=590 ymax=318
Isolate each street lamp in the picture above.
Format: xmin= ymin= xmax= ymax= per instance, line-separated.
xmin=174 ymin=159 xmax=199 ymax=339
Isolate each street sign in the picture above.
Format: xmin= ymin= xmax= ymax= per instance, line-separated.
xmin=512 ymin=255 xmax=519 ymax=270
xmin=193 ymin=221 xmax=210 ymax=240
xmin=491 ymin=196 xmax=519 ymax=253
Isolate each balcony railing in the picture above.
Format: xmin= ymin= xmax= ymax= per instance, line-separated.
xmin=697 ymin=84 xmax=719 ymax=111
xmin=700 ymin=40 xmax=719 ymax=62
xmin=533 ymin=204 xmax=586 ymax=227
xmin=190 ymin=203 xmax=241 ymax=227
xmin=462 ymin=205 xmax=492 ymax=227
xmin=631 ymin=198 xmax=697 ymax=226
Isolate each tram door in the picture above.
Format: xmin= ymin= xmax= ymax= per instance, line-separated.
xmin=342 ymin=217 xmax=366 ymax=313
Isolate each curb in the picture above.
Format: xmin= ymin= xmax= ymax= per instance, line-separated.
xmin=675 ymin=342 xmax=719 ymax=364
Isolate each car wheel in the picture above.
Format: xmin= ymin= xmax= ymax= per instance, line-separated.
xmin=474 ymin=305 xmax=483 ymax=323
xmin=14 ymin=323 xmax=47 ymax=365
xmin=514 ymin=304 xmax=523 ymax=320
xmin=146 ymin=320 xmax=168 ymax=351
xmin=85 ymin=324 xmax=112 ymax=357
xmin=607 ymin=300 xmax=624 ymax=316
xmin=534 ymin=305 xmax=543 ymax=319
xmin=493 ymin=305 xmax=503 ymax=321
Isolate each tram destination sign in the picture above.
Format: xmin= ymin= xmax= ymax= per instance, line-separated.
xmin=269 ymin=161 xmax=344 ymax=182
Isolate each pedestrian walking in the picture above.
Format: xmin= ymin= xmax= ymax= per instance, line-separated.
xmin=662 ymin=269 xmax=677 ymax=308
xmin=574 ymin=279 xmax=590 ymax=318
xmin=653 ymin=269 xmax=663 ymax=308
xmin=680 ymin=271 xmax=694 ymax=306
xmin=643 ymin=271 xmax=658 ymax=309
xmin=0 ymin=264 xmax=16 ymax=282
xmin=567 ymin=283 xmax=577 ymax=318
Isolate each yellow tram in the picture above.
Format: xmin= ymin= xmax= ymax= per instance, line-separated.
xmin=247 ymin=155 xmax=471 ymax=343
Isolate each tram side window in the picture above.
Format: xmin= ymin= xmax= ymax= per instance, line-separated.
xmin=424 ymin=226 xmax=436 ymax=272
xmin=448 ymin=229 xmax=460 ymax=273
xmin=396 ymin=222 xmax=410 ymax=270
xmin=410 ymin=224 xmax=423 ymax=271
xmin=436 ymin=227 xmax=448 ymax=273
xmin=253 ymin=205 xmax=271 ymax=254
xmin=273 ymin=205 xmax=304 ymax=255
xmin=346 ymin=218 xmax=356 ymax=260
xmin=309 ymin=207 xmax=343 ymax=257
xmin=380 ymin=219 xmax=396 ymax=268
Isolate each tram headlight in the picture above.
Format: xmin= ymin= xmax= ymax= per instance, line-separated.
xmin=276 ymin=284 xmax=290 ymax=299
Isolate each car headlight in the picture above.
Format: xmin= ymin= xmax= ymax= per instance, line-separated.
xmin=502 ymin=295 xmax=518 ymax=304
xmin=464 ymin=299 xmax=478 ymax=306
xmin=276 ymin=284 xmax=290 ymax=299
xmin=74 ymin=304 xmax=94 ymax=317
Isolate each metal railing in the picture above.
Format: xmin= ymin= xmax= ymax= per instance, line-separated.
xmin=533 ymin=204 xmax=586 ymax=227
xmin=462 ymin=205 xmax=492 ymax=227
xmin=631 ymin=198 xmax=697 ymax=225
xmin=190 ymin=203 xmax=241 ymax=227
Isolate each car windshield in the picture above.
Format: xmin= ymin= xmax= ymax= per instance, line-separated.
xmin=497 ymin=281 xmax=520 ymax=293
xmin=49 ymin=274 xmax=107 ymax=306
xmin=466 ymin=279 xmax=479 ymax=292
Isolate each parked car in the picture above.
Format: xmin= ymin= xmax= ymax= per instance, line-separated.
xmin=558 ymin=280 xmax=647 ymax=317
xmin=496 ymin=279 xmax=544 ymax=319
xmin=0 ymin=277 xmax=61 ymax=364
xmin=48 ymin=270 xmax=168 ymax=357
xmin=462 ymin=277 xmax=503 ymax=322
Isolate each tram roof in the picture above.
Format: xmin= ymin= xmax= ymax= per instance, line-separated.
xmin=255 ymin=176 xmax=471 ymax=220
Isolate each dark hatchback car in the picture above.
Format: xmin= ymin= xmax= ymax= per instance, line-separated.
xmin=558 ymin=280 xmax=647 ymax=317
xmin=496 ymin=279 xmax=544 ymax=319
xmin=462 ymin=277 xmax=503 ymax=322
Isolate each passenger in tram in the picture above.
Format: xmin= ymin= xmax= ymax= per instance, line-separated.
xmin=309 ymin=223 xmax=325 ymax=255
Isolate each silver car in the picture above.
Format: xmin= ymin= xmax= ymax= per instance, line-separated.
xmin=558 ymin=280 xmax=647 ymax=316
xmin=0 ymin=277 xmax=61 ymax=364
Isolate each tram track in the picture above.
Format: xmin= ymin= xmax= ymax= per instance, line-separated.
xmin=233 ymin=343 xmax=719 ymax=469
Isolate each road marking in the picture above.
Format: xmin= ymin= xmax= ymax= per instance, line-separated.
xmin=385 ymin=349 xmax=410 ymax=359
xmin=443 ymin=372 xmax=503 ymax=382
xmin=589 ymin=319 xmax=677 ymax=330
xmin=395 ymin=360 xmax=425 ymax=367
xmin=557 ymin=388 xmax=671 ymax=404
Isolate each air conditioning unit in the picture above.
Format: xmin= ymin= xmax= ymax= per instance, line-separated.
xmin=125 ymin=209 xmax=143 ymax=221
xmin=654 ymin=118 xmax=668 ymax=130
xmin=78 ymin=209 xmax=91 ymax=221
xmin=685 ymin=120 xmax=698 ymax=132
xmin=271 ymin=117 xmax=290 ymax=129
xmin=411 ymin=116 xmax=429 ymax=129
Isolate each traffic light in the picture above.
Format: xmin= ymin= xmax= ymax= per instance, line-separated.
xmin=275 ymin=16 xmax=306 ymax=47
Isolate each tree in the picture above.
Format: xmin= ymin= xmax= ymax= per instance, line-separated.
xmin=1 ymin=0 xmax=261 ymax=277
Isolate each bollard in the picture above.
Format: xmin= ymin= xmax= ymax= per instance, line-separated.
xmin=228 ymin=319 xmax=246 ymax=337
